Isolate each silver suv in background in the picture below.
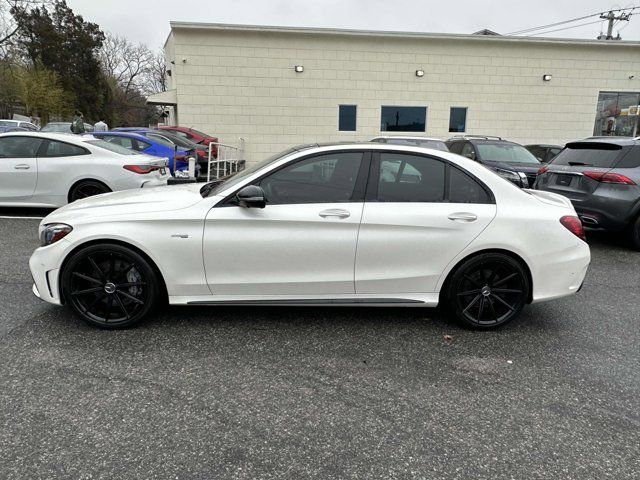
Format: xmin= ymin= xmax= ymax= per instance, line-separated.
xmin=534 ymin=137 xmax=640 ymax=249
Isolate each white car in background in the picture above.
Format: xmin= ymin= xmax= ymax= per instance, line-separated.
xmin=29 ymin=143 xmax=590 ymax=330
xmin=0 ymin=119 xmax=39 ymax=131
xmin=0 ymin=132 xmax=169 ymax=207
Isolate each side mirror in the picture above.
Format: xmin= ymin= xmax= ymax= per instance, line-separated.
xmin=236 ymin=185 xmax=266 ymax=208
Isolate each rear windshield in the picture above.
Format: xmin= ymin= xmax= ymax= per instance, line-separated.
xmin=85 ymin=139 xmax=138 ymax=155
xmin=551 ymin=143 xmax=623 ymax=168
xmin=476 ymin=143 xmax=540 ymax=164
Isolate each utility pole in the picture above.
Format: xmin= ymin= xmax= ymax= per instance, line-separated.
xmin=597 ymin=10 xmax=632 ymax=40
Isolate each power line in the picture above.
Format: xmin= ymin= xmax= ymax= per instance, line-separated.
xmin=527 ymin=19 xmax=604 ymax=37
xmin=506 ymin=6 xmax=639 ymax=36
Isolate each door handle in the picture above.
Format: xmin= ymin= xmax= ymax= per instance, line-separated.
xmin=14 ymin=164 xmax=30 ymax=170
xmin=448 ymin=212 xmax=477 ymax=222
xmin=319 ymin=208 xmax=351 ymax=219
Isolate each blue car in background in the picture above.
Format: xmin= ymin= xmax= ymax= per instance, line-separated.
xmin=91 ymin=131 xmax=195 ymax=175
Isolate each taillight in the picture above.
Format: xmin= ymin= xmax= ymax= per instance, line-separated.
xmin=538 ymin=166 xmax=549 ymax=175
xmin=560 ymin=215 xmax=586 ymax=242
xmin=123 ymin=165 xmax=161 ymax=174
xmin=583 ymin=171 xmax=636 ymax=185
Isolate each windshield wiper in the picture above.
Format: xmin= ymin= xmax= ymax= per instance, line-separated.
xmin=567 ymin=161 xmax=592 ymax=166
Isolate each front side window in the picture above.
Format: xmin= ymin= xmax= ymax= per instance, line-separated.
xmin=449 ymin=107 xmax=467 ymax=133
xmin=0 ymin=136 xmax=42 ymax=158
xmin=377 ymin=153 xmax=445 ymax=202
xmin=41 ymin=140 xmax=88 ymax=157
xmin=380 ymin=106 xmax=426 ymax=132
xmin=338 ymin=105 xmax=357 ymax=131
xmin=148 ymin=134 xmax=175 ymax=147
xmin=259 ymin=152 xmax=363 ymax=205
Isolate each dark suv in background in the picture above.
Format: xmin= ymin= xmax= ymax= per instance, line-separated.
xmin=534 ymin=137 xmax=640 ymax=249
xmin=446 ymin=135 xmax=542 ymax=188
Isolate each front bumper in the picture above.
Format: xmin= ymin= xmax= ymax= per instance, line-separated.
xmin=29 ymin=239 xmax=71 ymax=306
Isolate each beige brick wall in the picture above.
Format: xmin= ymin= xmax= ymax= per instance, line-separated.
xmin=165 ymin=25 xmax=640 ymax=163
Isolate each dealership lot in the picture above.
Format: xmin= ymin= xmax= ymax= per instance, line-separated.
xmin=0 ymin=212 xmax=638 ymax=479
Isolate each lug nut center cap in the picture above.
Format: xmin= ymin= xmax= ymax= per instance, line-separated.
xmin=481 ymin=285 xmax=491 ymax=297
xmin=104 ymin=282 xmax=116 ymax=294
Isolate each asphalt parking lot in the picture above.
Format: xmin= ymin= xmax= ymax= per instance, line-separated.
xmin=0 ymin=209 xmax=638 ymax=479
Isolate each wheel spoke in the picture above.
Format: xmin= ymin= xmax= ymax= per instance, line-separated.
xmin=117 ymin=289 xmax=145 ymax=305
xmin=493 ymin=272 xmax=517 ymax=287
xmin=457 ymin=288 xmax=481 ymax=296
xmin=117 ymin=263 xmax=135 ymax=281
xmin=463 ymin=294 xmax=481 ymax=313
xmin=71 ymin=286 xmax=103 ymax=296
xmin=492 ymin=288 xmax=523 ymax=294
xmin=477 ymin=297 xmax=485 ymax=320
xmin=116 ymin=281 xmax=146 ymax=288
xmin=488 ymin=296 xmax=499 ymax=320
xmin=108 ymin=253 xmax=115 ymax=280
xmin=114 ymin=293 xmax=130 ymax=319
xmin=72 ymin=272 xmax=102 ymax=285
xmin=88 ymin=256 xmax=105 ymax=281
xmin=83 ymin=292 xmax=106 ymax=313
xmin=104 ymin=295 xmax=114 ymax=321
xmin=491 ymin=293 xmax=515 ymax=312
xmin=463 ymin=275 xmax=481 ymax=288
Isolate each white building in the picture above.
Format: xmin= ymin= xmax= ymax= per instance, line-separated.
xmin=148 ymin=22 xmax=640 ymax=163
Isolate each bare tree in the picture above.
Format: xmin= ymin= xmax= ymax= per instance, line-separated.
xmin=99 ymin=32 xmax=153 ymax=97
xmin=141 ymin=49 xmax=166 ymax=95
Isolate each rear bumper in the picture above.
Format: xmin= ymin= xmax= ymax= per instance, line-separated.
xmin=140 ymin=177 xmax=169 ymax=188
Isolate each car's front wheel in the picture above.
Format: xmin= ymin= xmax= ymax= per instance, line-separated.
xmin=61 ymin=244 xmax=160 ymax=329
xmin=446 ymin=253 xmax=530 ymax=329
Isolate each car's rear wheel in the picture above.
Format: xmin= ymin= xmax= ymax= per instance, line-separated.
xmin=61 ymin=244 xmax=159 ymax=329
xmin=69 ymin=180 xmax=111 ymax=203
xmin=446 ymin=253 xmax=529 ymax=329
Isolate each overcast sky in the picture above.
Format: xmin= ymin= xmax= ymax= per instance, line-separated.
xmin=66 ymin=0 xmax=640 ymax=49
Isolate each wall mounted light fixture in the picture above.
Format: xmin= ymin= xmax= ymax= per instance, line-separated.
xmin=294 ymin=65 xmax=304 ymax=73
xmin=416 ymin=69 xmax=425 ymax=77
xmin=542 ymin=74 xmax=552 ymax=81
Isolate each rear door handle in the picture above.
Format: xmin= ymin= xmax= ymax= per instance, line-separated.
xmin=448 ymin=212 xmax=477 ymax=222
xmin=319 ymin=208 xmax=350 ymax=219
xmin=14 ymin=164 xmax=31 ymax=170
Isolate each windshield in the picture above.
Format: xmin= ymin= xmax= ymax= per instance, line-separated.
xmin=0 ymin=120 xmax=17 ymax=126
xmin=477 ymin=143 xmax=540 ymax=164
xmin=202 ymin=147 xmax=299 ymax=197
xmin=85 ymin=139 xmax=138 ymax=155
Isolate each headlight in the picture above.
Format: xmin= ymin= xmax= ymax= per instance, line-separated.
xmin=40 ymin=223 xmax=73 ymax=246
xmin=495 ymin=168 xmax=524 ymax=186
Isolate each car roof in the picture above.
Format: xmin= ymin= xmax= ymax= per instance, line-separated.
xmin=574 ymin=136 xmax=639 ymax=146
xmin=525 ymin=143 xmax=563 ymax=148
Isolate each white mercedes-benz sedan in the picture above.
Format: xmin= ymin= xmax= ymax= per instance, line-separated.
xmin=0 ymin=132 xmax=169 ymax=207
xmin=29 ymin=143 xmax=590 ymax=329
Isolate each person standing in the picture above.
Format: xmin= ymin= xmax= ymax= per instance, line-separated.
xmin=71 ymin=111 xmax=85 ymax=134
xmin=94 ymin=118 xmax=108 ymax=132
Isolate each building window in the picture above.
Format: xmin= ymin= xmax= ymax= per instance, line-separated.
xmin=380 ymin=106 xmax=426 ymax=132
xmin=449 ymin=107 xmax=467 ymax=133
xmin=594 ymin=91 xmax=640 ymax=137
xmin=338 ymin=105 xmax=357 ymax=131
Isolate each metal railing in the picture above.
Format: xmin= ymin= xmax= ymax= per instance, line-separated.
xmin=207 ymin=138 xmax=246 ymax=182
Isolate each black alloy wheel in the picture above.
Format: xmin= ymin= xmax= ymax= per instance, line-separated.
xmin=447 ymin=253 xmax=529 ymax=329
xmin=69 ymin=180 xmax=111 ymax=202
xmin=61 ymin=244 xmax=159 ymax=328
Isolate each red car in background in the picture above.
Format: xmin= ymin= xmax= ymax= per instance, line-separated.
xmin=158 ymin=126 xmax=218 ymax=146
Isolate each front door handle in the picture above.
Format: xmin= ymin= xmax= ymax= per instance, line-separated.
xmin=319 ymin=208 xmax=350 ymax=219
xmin=14 ymin=164 xmax=31 ymax=170
xmin=448 ymin=212 xmax=477 ymax=222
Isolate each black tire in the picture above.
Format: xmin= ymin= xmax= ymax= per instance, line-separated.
xmin=445 ymin=253 xmax=530 ymax=329
xmin=68 ymin=180 xmax=111 ymax=203
xmin=629 ymin=215 xmax=640 ymax=251
xmin=61 ymin=244 xmax=160 ymax=329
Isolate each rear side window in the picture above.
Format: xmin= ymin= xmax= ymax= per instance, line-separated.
xmin=615 ymin=146 xmax=640 ymax=168
xmin=552 ymin=143 xmax=623 ymax=168
xmin=449 ymin=167 xmax=491 ymax=204
xmin=0 ymin=136 xmax=42 ymax=158
xmin=41 ymin=140 xmax=89 ymax=157
xmin=377 ymin=153 xmax=445 ymax=202
xmin=135 ymin=140 xmax=152 ymax=151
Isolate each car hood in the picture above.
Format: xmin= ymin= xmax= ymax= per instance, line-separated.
xmin=484 ymin=161 xmax=541 ymax=173
xmin=44 ymin=184 xmax=204 ymax=223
